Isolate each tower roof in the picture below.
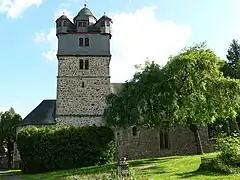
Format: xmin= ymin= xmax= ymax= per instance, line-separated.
xmin=56 ymin=14 xmax=69 ymax=22
xmin=73 ymin=5 xmax=96 ymax=22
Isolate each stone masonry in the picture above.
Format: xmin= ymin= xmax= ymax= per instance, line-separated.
xmin=55 ymin=56 xmax=111 ymax=126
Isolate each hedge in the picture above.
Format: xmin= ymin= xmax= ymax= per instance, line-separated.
xmin=16 ymin=125 xmax=115 ymax=173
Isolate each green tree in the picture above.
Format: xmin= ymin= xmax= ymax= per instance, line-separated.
xmin=104 ymin=43 xmax=240 ymax=155
xmin=218 ymin=39 xmax=240 ymax=133
xmin=0 ymin=108 xmax=22 ymax=168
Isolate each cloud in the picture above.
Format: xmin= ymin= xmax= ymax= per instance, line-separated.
xmin=0 ymin=0 xmax=44 ymax=18
xmin=33 ymin=5 xmax=191 ymax=82
xmin=33 ymin=8 xmax=73 ymax=60
xmin=0 ymin=106 xmax=8 ymax=113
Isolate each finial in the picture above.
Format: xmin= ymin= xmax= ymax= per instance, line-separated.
xmin=84 ymin=0 xmax=88 ymax=7
xmin=104 ymin=12 xmax=106 ymax=15
xmin=63 ymin=11 xmax=65 ymax=15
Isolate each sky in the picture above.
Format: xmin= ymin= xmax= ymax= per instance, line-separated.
xmin=0 ymin=0 xmax=240 ymax=117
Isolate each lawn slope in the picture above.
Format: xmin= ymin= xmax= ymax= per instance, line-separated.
xmin=7 ymin=153 xmax=240 ymax=180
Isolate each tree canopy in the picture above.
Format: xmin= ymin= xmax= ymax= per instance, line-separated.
xmin=104 ymin=42 xmax=240 ymax=154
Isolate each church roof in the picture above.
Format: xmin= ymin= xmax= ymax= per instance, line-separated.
xmin=18 ymin=100 xmax=56 ymax=126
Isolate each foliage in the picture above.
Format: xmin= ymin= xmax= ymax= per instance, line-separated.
xmin=198 ymin=158 xmax=240 ymax=174
xmin=16 ymin=126 xmax=115 ymax=173
xmin=223 ymin=39 xmax=240 ymax=79
xmin=104 ymin=42 xmax=240 ymax=154
xmin=0 ymin=108 xmax=22 ymax=168
xmin=216 ymin=133 xmax=240 ymax=164
xmin=104 ymin=42 xmax=240 ymax=128
xmin=65 ymin=168 xmax=148 ymax=180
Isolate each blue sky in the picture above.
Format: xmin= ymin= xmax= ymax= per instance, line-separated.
xmin=0 ymin=0 xmax=240 ymax=117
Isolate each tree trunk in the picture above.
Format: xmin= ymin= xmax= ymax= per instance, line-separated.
xmin=6 ymin=139 xmax=12 ymax=169
xmin=190 ymin=124 xmax=203 ymax=155
xmin=223 ymin=120 xmax=231 ymax=135
xmin=229 ymin=119 xmax=240 ymax=133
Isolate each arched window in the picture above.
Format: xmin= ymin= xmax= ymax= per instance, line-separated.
xmin=85 ymin=60 xmax=89 ymax=70
xmin=79 ymin=59 xmax=83 ymax=69
xmin=160 ymin=130 xmax=170 ymax=149
xmin=82 ymin=82 xmax=85 ymax=88
xmin=63 ymin=21 xmax=67 ymax=26
xmin=85 ymin=38 xmax=89 ymax=46
xmin=79 ymin=38 xmax=83 ymax=46
xmin=132 ymin=126 xmax=137 ymax=136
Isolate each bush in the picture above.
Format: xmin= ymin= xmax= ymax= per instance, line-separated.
xmin=16 ymin=126 xmax=115 ymax=173
xmin=216 ymin=133 xmax=240 ymax=164
xmin=198 ymin=158 xmax=240 ymax=174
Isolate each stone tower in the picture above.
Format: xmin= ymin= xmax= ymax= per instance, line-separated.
xmin=55 ymin=4 xmax=113 ymax=126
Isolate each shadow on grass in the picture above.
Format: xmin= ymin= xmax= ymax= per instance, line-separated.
xmin=22 ymin=163 xmax=116 ymax=180
xmin=175 ymin=169 xmax=227 ymax=179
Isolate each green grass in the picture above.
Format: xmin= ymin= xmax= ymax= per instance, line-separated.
xmin=4 ymin=153 xmax=240 ymax=179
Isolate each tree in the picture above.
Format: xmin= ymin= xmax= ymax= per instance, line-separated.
xmin=219 ymin=39 xmax=240 ymax=133
xmin=104 ymin=42 xmax=240 ymax=155
xmin=0 ymin=108 xmax=22 ymax=168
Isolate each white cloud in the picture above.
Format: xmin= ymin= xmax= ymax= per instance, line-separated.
xmin=0 ymin=0 xmax=43 ymax=18
xmin=0 ymin=106 xmax=8 ymax=113
xmin=33 ymin=5 xmax=191 ymax=82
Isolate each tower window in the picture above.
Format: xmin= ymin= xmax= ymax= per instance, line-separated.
xmin=83 ymin=21 xmax=87 ymax=27
xmin=160 ymin=131 xmax=170 ymax=149
xmin=100 ymin=21 xmax=105 ymax=27
xmin=63 ymin=21 xmax=67 ymax=26
xmin=132 ymin=126 xmax=137 ymax=136
xmin=106 ymin=21 xmax=110 ymax=26
xmin=85 ymin=60 xmax=89 ymax=70
xmin=85 ymin=38 xmax=89 ymax=46
xmin=82 ymin=82 xmax=85 ymax=88
xmin=79 ymin=38 xmax=84 ymax=46
xmin=78 ymin=21 xmax=83 ymax=27
xmin=79 ymin=59 xmax=84 ymax=69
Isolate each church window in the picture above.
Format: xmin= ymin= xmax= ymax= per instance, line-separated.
xmin=82 ymin=82 xmax=85 ymax=88
xmin=79 ymin=59 xmax=84 ymax=69
xmin=132 ymin=126 xmax=137 ymax=136
xmin=160 ymin=131 xmax=170 ymax=149
xmin=85 ymin=38 xmax=89 ymax=46
xmin=79 ymin=38 xmax=84 ymax=46
xmin=85 ymin=60 xmax=89 ymax=69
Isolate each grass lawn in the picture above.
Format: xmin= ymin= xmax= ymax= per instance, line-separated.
xmin=4 ymin=153 xmax=240 ymax=179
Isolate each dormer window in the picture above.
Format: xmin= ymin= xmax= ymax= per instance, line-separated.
xmin=85 ymin=38 xmax=89 ymax=46
xmin=78 ymin=21 xmax=88 ymax=27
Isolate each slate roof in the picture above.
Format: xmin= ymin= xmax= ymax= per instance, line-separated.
xmin=18 ymin=100 xmax=56 ymax=126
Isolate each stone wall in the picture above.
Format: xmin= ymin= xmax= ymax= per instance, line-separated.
xmin=115 ymin=126 xmax=213 ymax=160
xmin=56 ymin=56 xmax=111 ymax=125
xmin=56 ymin=116 xmax=103 ymax=126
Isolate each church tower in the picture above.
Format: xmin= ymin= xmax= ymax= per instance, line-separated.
xmin=55 ymin=4 xmax=113 ymax=126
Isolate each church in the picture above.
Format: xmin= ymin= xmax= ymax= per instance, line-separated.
xmin=13 ymin=4 xmax=212 ymax=168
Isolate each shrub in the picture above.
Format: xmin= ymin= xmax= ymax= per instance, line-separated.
xmin=16 ymin=126 xmax=115 ymax=173
xmin=216 ymin=133 xmax=240 ymax=164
